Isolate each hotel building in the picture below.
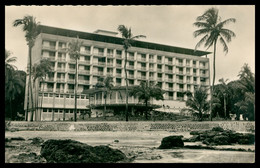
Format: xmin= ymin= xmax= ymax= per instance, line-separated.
xmin=25 ymin=25 xmax=211 ymax=121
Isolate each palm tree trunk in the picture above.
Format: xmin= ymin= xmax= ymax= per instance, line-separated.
xmin=224 ymin=94 xmax=226 ymax=119
xmin=10 ymin=97 xmax=12 ymax=120
xmin=210 ymin=39 xmax=217 ymax=121
xmin=29 ymin=46 xmax=34 ymax=122
xmin=74 ymin=59 xmax=78 ymax=122
xmin=104 ymin=94 xmax=106 ymax=119
xmin=25 ymin=75 xmax=29 ymax=121
xmin=40 ymin=79 xmax=45 ymax=121
xmin=124 ymin=50 xmax=129 ymax=121
xmin=145 ymin=100 xmax=148 ymax=120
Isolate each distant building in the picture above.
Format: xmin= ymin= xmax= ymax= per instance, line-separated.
xmin=24 ymin=25 xmax=211 ymax=121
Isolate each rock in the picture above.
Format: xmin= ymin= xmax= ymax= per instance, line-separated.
xmin=40 ymin=139 xmax=128 ymax=163
xmin=212 ymin=135 xmax=231 ymax=145
xmin=211 ymin=127 xmax=224 ymax=132
xmin=158 ymin=136 xmax=184 ymax=149
xmin=10 ymin=137 xmax=25 ymax=141
xmin=189 ymin=135 xmax=200 ymax=142
xmin=30 ymin=137 xmax=44 ymax=145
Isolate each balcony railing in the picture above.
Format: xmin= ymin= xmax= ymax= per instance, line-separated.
xmin=56 ymin=79 xmax=65 ymax=82
xmin=165 ymin=87 xmax=173 ymax=91
xmin=93 ymin=62 xmax=105 ymax=66
xmin=149 ymin=59 xmax=154 ymax=63
xmin=57 ymin=68 xmax=66 ymax=72
xmin=79 ymin=60 xmax=90 ymax=64
xmin=200 ymin=82 xmax=207 ymax=85
xmin=80 ymin=50 xmax=91 ymax=55
xmin=69 ymin=59 xmax=76 ymax=63
xmin=107 ymin=63 xmax=113 ymax=67
xmin=93 ymin=71 xmax=104 ymax=76
xmin=128 ymin=75 xmax=134 ymax=78
xmin=178 ymin=63 xmax=183 ymax=66
xmin=157 ymin=77 xmax=162 ymax=81
xmin=157 ymin=69 xmax=162 ymax=72
xmin=193 ymin=64 xmax=197 ymax=68
xmin=116 ymin=55 xmax=122 ymax=59
xmin=177 ymin=71 xmax=184 ymax=75
xmin=68 ymin=69 xmax=76 ymax=73
xmin=128 ymin=56 xmax=134 ymax=60
xmin=126 ymin=65 xmax=134 ymax=69
xmin=166 ymin=61 xmax=172 ymax=65
xmin=68 ymin=79 xmax=75 ymax=83
xmin=149 ymin=68 xmax=154 ymax=71
xmin=176 ymin=79 xmax=183 ymax=83
xmin=137 ymin=76 xmax=146 ymax=80
xmin=57 ymin=58 xmax=66 ymax=62
xmin=165 ymin=70 xmax=172 ymax=73
xmin=78 ymin=80 xmax=90 ymax=85
xmin=177 ymin=88 xmax=184 ymax=92
xmin=149 ymin=77 xmax=154 ymax=80
xmin=46 ymin=78 xmax=54 ymax=82
xmin=157 ymin=60 xmax=162 ymax=64
xmin=200 ymin=66 xmax=207 ymax=69
xmin=56 ymin=89 xmax=64 ymax=93
xmin=106 ymin=73 xmax=113 ymax=76
xmin=193 ymin=73 xmax=197 ymax=76
xmin=68 ymin=89 xmax=74 ymax=93
xmin=116 ymin=64 xmax=122 ymax=68
xmin=186 ymin=63 xmax=190 ymax=67
xmin=200 ymin=73 xmax=208 ymax=77
xmin=193 ymin=81 xmax=198 ymax=85
xmin=46 ymin=88 xmax=54 ymax=92
xmin=167 ymin=78 xmax=173 ymax=82
xmin=116 ymin=74 xmax=121 ymax=77
xmin=78 ymin=70 xmax=90 ymax=74
xmin=42 ymin=45 xmax=56 ymax=50
xmin=186 ymin=80 xmax=191 ymax=84
xmin=107 ymin=53 xmax=114 ymax=57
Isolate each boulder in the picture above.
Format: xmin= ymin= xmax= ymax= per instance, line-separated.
xmin=212 ymin=135 xmax=231 ymax=145
xmin=10 ymin=137 xmax=25 ymax=141
xmin=158 ymin=136 xmax=184 ymax=149
xmin=40 ymin=139 xmax=128 ymax=163
xmin=211 ymin=127 xmax=224 ymax=132
xmin=30 ymin=137 xmax=44 ymax=145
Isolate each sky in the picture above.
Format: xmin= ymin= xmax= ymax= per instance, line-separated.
xmin=5 ymin=5 xmax=255 ymax=84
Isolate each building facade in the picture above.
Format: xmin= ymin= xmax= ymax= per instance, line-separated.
xmin=24 ymin=25 xmax=211 ymax=121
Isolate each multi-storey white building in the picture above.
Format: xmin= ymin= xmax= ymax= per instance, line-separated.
xmin=25 ymin=25 xmax=211 ymax=121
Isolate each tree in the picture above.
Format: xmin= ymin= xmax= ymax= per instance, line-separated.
xmin=5 ymin=49 xmax=17 ymax=84
xmin=193 ymin=8 xmax=236 ymax=120
xmin=117 ymin=25 xmax=146 ymax=121
xmin=129 ymin=81 xmax=165 ymax=120
xmin=5 ymin=71 xmax=25 ymax=120
xmin=32 ymin=59 xmax=52 ymax=121
xmin=235 ymin=64 xmax=255 ymax=120
xmin=68 ymin=36 xmax=83 ymax=122
xmin=184 ymin=86 xmax=209 ymax=121
xmin=94 ymin=76 xmax=114 ymax=119
xmin=13 ymin=15 xmax=40 ymax=121
xmin=218 ymin=78 xmax=231 ymax=119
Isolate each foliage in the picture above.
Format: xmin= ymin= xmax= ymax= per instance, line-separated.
xmin=193 ymin=8 xmax=236 ymax=120
xmin=94 ymin=76 xmax=114 ymax=118
xmin=235 ymin=64 xmax=255 ymax=120
xmin=67 ymin=36 xmax=83 ymax=122
xmin=129 ymin=81 xmax=165 ymax=120
xmin=13 ymin=15 xmax=40 ymax=121
xmin=117 ymin=25 xmax=146 ymax=121
xmin=184 ymin=86 xmax=210 ymax=121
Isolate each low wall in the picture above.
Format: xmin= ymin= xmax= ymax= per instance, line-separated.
xmin=8 ymin=121 xmax=255 ymax=132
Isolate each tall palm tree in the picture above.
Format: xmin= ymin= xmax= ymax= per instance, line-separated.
xmin=117 ymin=25 xmax=146 ymax=121
xmin=130 ymin=81 xmax=165 ymax=120
xmin=5 ymin=71 xmax=25 ymax=120
xmin=13 ymin=15 xmax=40 ymax=121
xmin=193 ymin=8 xmax=236 ymax=120
xmin=32 ymin=59 xmax=52 ymax=121
xmin=184 ymin=86 xmax=210 ymax=121
xmin=218 ymin=78 xmax=231 ymax=119
xmin=94 ymin=76 xmax=114 ymax=119
xmin=68 ymin=36 xmax=83 ymax=122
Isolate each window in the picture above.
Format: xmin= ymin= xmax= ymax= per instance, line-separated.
xmin=55 ymin=94 xmax=59 ymax=98
xmin=60 ymin=94 xmax=63 ymax=98
xmin=43 ymin=108 xmax=47 ymax=112
xmin=55 ymin=109 xmax=58 ymax=113
xmin=44 ymin=93 xmax=48 ymax=97
xmin=81 ymin=95 xmax=85 ymax=99
xmin=49 ymin=93 xmax=53 ymax=97
xmin=66 ymin=94 xmax=70 ymax=98
xmin=65 ymin=110 xmax=70 ymax=113
xmin=116 ymin=50 xmax=122 ymax=55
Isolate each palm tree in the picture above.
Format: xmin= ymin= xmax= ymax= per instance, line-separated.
xmin=13 ymin=15 xmax=40 ymax=121
xmin=32 ymin=59 xmax=52 ymax=121
xmin=218 ymin=78 xmax=231 ymax=119
xmin=94 ymin=76 xmax=114 ymax=119
xmin=5 ymin=71 xmax=25 ymax=120
xmin=184 ymin=86 xmax=209 ymax=121
xmin=68 ymin=36 xmax=83 ymax=122
xmin=193 ymin=8 xmax=236 ymax=120
xmin=130 ymin=81 xmax=165 ymax=120
xmin=117 ymin=25 xmax=146 ymax=121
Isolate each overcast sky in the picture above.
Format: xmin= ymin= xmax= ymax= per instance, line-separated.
xmin=5 ymin=5 xmax=255 ymax=84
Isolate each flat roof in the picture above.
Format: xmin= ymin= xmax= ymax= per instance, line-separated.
xmin=38 ymin=25 xmax=211 ymax=57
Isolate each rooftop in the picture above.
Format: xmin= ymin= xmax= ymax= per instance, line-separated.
xmin=38 ymin=25 xmax=211 ymax=57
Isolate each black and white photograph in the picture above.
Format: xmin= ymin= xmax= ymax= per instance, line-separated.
xmin=5 ymin=5 xmax=255 ymax=163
